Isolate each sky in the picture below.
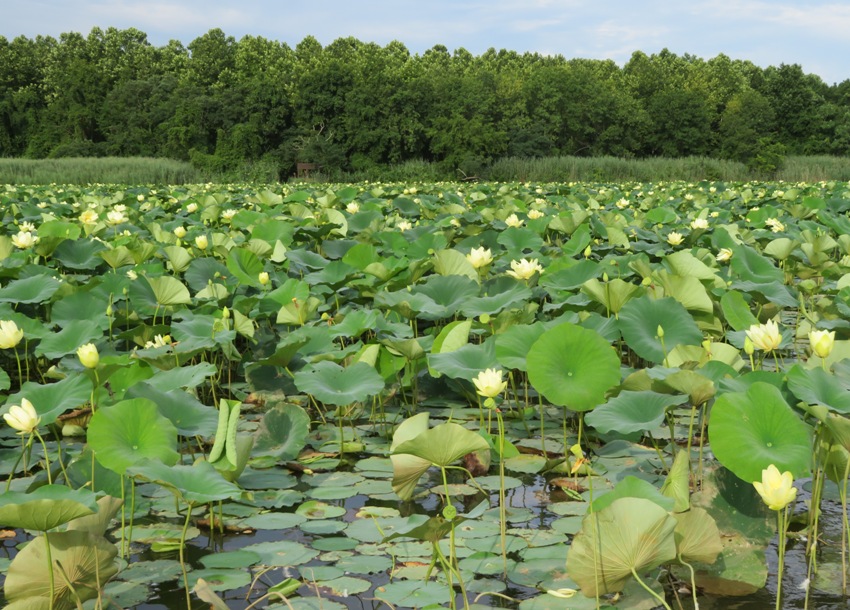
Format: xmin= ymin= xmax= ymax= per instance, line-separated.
xmin=3 ymin=0 xmax=849 ymax=85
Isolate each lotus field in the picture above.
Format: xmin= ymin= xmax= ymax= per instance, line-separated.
xmin=3 ymin=179 xmax=850 ymax=610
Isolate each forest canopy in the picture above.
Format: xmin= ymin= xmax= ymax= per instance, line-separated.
xmin=1 ymin=27 xmax=848 ymax=178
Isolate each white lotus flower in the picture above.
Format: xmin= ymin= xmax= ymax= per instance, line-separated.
xmin=506 ymin=258 xmax=543 ymax=280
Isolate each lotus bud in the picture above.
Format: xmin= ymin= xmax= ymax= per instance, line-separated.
xmin=77 ymin=343 xmax=99 ymax=369
xmin=809 ymin=329 xmax=835 ymax=359
xmin=744 ymin=336 xmax=755 ymax=356
xmin=259 ymin=271 xmax=270 ymax=286
xmin=656 ymin=325 xmax=665 ymax=339
xmin=195 ymin=235 xmax=209 ymax=250
xmin=583 ymin=245 xmax=592 ymax=258
xmin=222 ymin=307 xmax=230 ymax=320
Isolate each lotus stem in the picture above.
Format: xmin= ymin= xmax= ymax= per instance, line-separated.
xmin=678 ymin=554 xmax=699 ymax=610
xmin=630 ymin=567 xmax=672 ymax=610
xmin=840 ymin=455 xmax=850 ymax=595
xmin=13 ymin=344 xmax=23 ymax=389
xmin=496 ymin=409 xmax=508 ymax=575
xmin=776 ymin=506 xmax=789 ymax=610
xmin=44 ymin=530 xmax=56 ymax=610
xmin=33 ymin=429 xmax=52 ymax=484
xmin=180 ymin=502 xmax=194 ymax=610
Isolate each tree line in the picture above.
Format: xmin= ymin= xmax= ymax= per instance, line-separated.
xmin=1 ymin=27 xmax=848 ymax=179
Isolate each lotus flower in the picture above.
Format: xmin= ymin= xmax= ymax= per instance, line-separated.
xmin=746 ymin=320 xmax=782 ymax=352
xmin=466 ymin=247 xmax=493 ymax=269
xmin=716 ymin=248 xmax=733 ymax=262
xmin=195 ymin=235 xmax=209 ymax=250
xmin=473 ymin=368 xmax=507 ymax=399
xmin=0 ymin=320 xmax=24 ymax=349
xmin=3 ymin=398 xmax=40 ymax=434
xmin=690 ymin=218 xmax=709 ymax=230
xmin=11 ymin=231 xmax=38 ymax=249
xmin=667 ymin=232 xmax=684 ymax=246
xmin=504 ymin=213 xmax=523 ymax=228
xmin=753 ymin=464 xmax=797 ymax=511
xmin=506 ymin=258 xmax=543 ymax=280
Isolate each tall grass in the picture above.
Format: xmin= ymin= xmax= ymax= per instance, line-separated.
xmin=0 ymin=157 xmax=207 ymax=185
xmin=3 ymin=154 xmax=850 ymax=185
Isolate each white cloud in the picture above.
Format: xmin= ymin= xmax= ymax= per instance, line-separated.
xmin=85 ymin=1 xmax=251 ymax=33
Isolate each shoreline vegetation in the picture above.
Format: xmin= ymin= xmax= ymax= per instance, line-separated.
xmin=2 ymin=154 xmax=850 ymax=185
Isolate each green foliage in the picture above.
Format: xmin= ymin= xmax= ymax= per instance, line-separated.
xmin=0 ymin=29 xmax=848 ymax=179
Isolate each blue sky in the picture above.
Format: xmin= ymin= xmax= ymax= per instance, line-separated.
xmin=4 ymin=0 xmax=849 ymax=85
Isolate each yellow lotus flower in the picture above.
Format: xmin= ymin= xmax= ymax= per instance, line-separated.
xmin=79 ymin=210 xmax=99 ymax=225
xmin=809 ymin=329 xmax=835 ymax=359
xmin=504 ymin=213 xmax=524 ymax=228
xmin=186 ymin=202 xmax=198 ymax=213
xmin=106 ymin=210 xmax=127 ymax=225
xmin=11 ymin=231 xmax=38 ymax=249
xmin=746 ymin=319 xmax=782 ymax=352
xmin=716 ymin=248 xmax=733 ymax=262
xmin=527 ymin=209 xmax=545 ymax=220
xmin=195 ymin=235 xmax=209 ymax=250
xmin=667 ymin=232 xmax=684 ymax=246
xmin=753 ymin=464 xmax=797 ymax=511
xmin=77 ymin=343 xmax=99 ymax=369
xmin=0 ymin=320 xmax=24 ymax=349
xmin=473 ymin=368 xmax=507 ymax=398
xmin=690 ymin=218 xmax=709 ymax=230
xmin=173 ymin=226 xmax=187 ymax=238
xmin=506 ymin=258 xmax=543 ymax=280
xmin=397 ymin=220 xmax=412 ymax=232
xmin=259 ymin=271 xmax=270 ymax=285
xmin=3 ymin=398 xmax=40 ymax=434
xmin=346 ymin=202 xmax=360 ymax=214
xmin=466 ymin=247 xmax=493 ymax=269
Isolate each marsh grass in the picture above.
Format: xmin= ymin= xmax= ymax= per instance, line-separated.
xmin=0 ymin=157 xmax=207 ymax=185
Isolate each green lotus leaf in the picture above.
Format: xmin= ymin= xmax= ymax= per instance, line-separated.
xmin=87 ymin=397 xmax=180 ymax=475
xmin=226 ymin=247 xmax=264 ymax=287
xmin=674 ymin=507 xmax=722 ymax=564
xmin=526 ymin=322 xmax=620 ymax=412
xmin=495 ymin=322 xmax=547 ymax=371
xmin=0 ymin=275 xmax=61 ymax=305
xmin=709 ymin=382 xmax=812 ymax=483
xmin=34 ymin=320 xmax=102 ymax=359
xmin=590 ymin=476 xmax=675 ymax=514
xmin=618 ymin=295 xmax=703 ymax=363
xmin=52 ymin=238 xmax=107 ymax=270
xmin=293 ymin=361 xmax=384 ymax=406
xmin=719 ymin=290 xmax=759 ymax=331
xmin=128 ymin=459 xmax=242 ymax=505
xmin=391 ymin=419 xmax=489 ymax=500
xmin=433 ymin=249 xmax=478 ymax=282
xmin=660 ymin=450 xmax=691 ymax=513
xmin=566 ymin=497 xmax=678 ymax=596
xmin=253 ymin=403 xmax=311 ymax=460
xmin=428 ymin=339 xmax=498 ymax=381
xmin=586 ymin=391 xmax=688 ymax=435
xmin=125 ymin=382 xmax=218 ymax=437
xmin=0 ymin=485 xmax=98 ymax=531
xmin=4 ymin=530 xmax=119 ymax=609
xmin=581 ymin=278 xmax=640 ymax=314
xmin=787 ymin=364 xmax=850 ymax=413
xmin=730 ymin=244 xmax=783 ymax=284
xmin=4 ymin=374 xmax=92 ymax=427
xmin=389 ymin=413 xmax=432 ymax=501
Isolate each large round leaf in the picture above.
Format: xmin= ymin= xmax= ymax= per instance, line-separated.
xmin=0 ymin=485 xmax=98 ymax=531
xmin=787 ymin=364 xmax=850 ymax=413
xmin=4 ymin=530 xmax=119 ymax=610
xmin=128 ymin=460 xmax=242 ymax=505
xmin=566 ymin=497 xmax=678 ymax=596
xmin=618 ymin=296 xmax=703 ymax=363
xmin=253 ymin=403 xmax=311 ymax=460
xmin=710 ymin=382 xmax=812 ymax=482
xmin=526 ymin=322 xmax=620 ymax=411
xmin=87 ymin=398 xmax=180 ymax=475
xmin=293 ymin=361 xmax=384 ymax=406
xmin=586 ymin=391 xmax=688 ymax=435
